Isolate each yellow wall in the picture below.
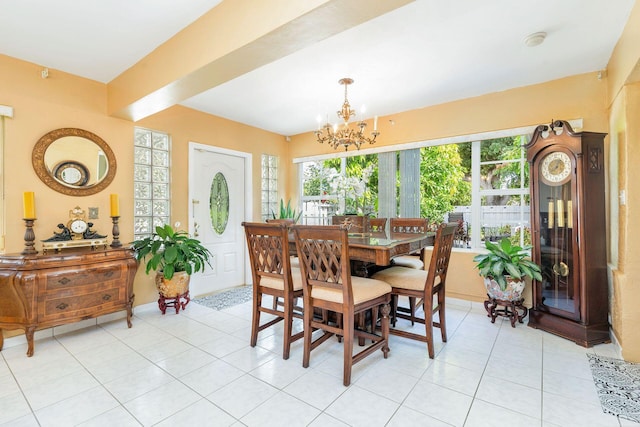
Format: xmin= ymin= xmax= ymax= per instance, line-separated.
xmin=608 ymin=82 xmax=640 ymax=361
xmin=0 ymin=53 xmax=290 ymax=311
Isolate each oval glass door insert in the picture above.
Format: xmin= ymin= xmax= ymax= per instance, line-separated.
xmin=210 ymin=172 xmax=229 ymax=235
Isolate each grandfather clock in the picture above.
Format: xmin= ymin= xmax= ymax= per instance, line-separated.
xmin=526 ymin=120 xmax=610 ymax=347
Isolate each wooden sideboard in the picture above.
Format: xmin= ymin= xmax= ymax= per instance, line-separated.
xmin=0 ymin=248 xmax=137 ymax=356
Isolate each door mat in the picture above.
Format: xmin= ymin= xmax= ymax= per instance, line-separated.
xmin=587 ymin=353 xmax=640 ymax=423
xmin=192 ymin=286 xmax=253 ymax=311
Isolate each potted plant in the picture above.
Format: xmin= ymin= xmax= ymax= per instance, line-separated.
xmin=131 ymin=224 xmax=212 ymax=313
xmin=271 ymin=198 xmax=302 ymax=223
xmin=473 ymin=238 xmax=542 ymax=301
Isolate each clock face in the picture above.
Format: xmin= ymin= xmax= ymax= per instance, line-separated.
xmin=540 ymin=151 xmax=572 ymax=185
xmin=70 ymin=219 xmax=88 ymax=234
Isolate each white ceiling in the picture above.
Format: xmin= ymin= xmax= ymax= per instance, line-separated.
xmin=0 ymin=0 xmax=635 ymax=137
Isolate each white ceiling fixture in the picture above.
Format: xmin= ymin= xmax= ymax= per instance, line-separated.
xmin=524 ymin=32 xmax=547 ymax=47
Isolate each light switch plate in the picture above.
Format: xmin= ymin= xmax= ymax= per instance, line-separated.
xmin=88 ymin=207 xmax=99 ymax=219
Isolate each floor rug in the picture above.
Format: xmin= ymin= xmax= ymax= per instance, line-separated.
xmin=587 ymin=353 xmax=640 ymax=423
xmin=192 ymin=286 xmax=253 ymax=311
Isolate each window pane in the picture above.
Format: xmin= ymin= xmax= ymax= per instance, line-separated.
xmin=483 ymin=160 xmax=523 ymax=189
xmin=152 ymin=133 xmax=169 ymax=150
xmin=480 ymin=137 xmax=520 ymax=162
xmin=134 ymin=164 xmax=151 ymax=182
xmin=134 ymin=200 xmax=152 ymax=216
xmin=152 ymin=167 xmax=169 ymax=183
xmin=134 ymin=129 xmax=151 ymax=147
xmin=134 ymin=147 xmax=151 ymax=165
xmin=134 ymin=182 xmax=151 ymax=199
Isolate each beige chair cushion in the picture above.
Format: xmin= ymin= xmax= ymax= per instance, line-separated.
xmin=392 ymin=255 xmax=424 ymax=269
xmin=311 ymin=276 xmax=391 ymax=305
xmin=372 ymin=266 xmax=440 ymax=292
xmin=259 ymin=267 xmax=303 ymax=291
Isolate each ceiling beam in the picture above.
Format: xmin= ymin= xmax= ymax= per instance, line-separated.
xmin=107 ymin=0 xmax=414 ymax=122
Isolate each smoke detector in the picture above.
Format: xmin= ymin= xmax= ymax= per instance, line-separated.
xmin=524 ymin=32 xmax=547 ymax=47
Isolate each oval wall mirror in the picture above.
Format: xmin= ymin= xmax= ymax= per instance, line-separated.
xmin=32 ymin=128 xmax=117 ymax=196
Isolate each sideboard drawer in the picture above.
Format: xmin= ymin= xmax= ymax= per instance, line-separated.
xmin=41 ymin=285 xmax=125 ymax=322
xmin=44 ymin=264 xmax=123 ymax=291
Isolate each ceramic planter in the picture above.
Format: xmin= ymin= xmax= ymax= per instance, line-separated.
xmin=155 ymin=271 xmax=190 ymax=297
xmin=484 ymin=276 xmax=525 ymax=301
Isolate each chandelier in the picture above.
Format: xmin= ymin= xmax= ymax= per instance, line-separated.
xmin=315 ymin=78 xmax=379 ymax=151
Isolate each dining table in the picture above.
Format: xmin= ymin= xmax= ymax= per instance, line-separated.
xmin=347 ymin=231 xmax=434 ymax=276
xmin=289 ymin=229 xmax=435 ymax=277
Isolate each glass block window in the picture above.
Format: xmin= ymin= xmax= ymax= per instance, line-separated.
xmin=261 ymin=154 xmax=278 ymax=221
xmin=134 ymin=128 xmax=170 ymax=240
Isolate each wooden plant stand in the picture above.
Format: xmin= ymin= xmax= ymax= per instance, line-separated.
xmin=484 ymin=296 xmax=528 ymax=328
xmin=158 ymin=291 xmax=190 ymax=314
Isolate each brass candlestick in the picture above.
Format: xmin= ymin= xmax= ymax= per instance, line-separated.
xmin=22 ymin=218 xmax=38 ymax=255
xmin=110 ymin=216 xmax=122 ymax=248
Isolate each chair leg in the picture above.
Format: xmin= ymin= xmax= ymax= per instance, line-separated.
xmin=391 ymin=295 xmax=398 ymax=327
xmin=380 ymin=303 xmax=390 ymax=358
xmin=357 ymin=313 xmax=365 ymax=346
xmin=409 ymin=297 xmax=416 ymax=325
xmin=302 ymin=301 xmax=313 ymax=369
xmin=424 ymin=301 xmax=435 ymax=359
xmin=342 ymin=313 xmax=354 ymax=386
xmin=250 ymin=290 xmax=261 ymax=347
xmin=439 ymin=290 xmax=447 ymax=343
xmin=282 ymin=295 xmax=293 ymax=360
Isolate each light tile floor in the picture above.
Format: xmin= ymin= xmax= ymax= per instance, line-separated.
xmin=0 ymin=298 xmax=631 ymax=427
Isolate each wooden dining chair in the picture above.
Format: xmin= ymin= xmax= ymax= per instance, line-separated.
xmin=388 ymin=217 xmax=430 ymax=323
xmin=331 ymin=215 xmax=367 ymax=233
xmin=389 ymin=217 xmax=430 ymax=269
xmin=369 ymin=217 xmax=387 ymax=232
xmin=292 ymin=224 xmax=392 ymax=386
xmin=242 ymin=222 xmax=304 ymax=360
xmin=372 ymin=222 xmax=457 ymax=358
xmin=265 ymin=218 xmax=298 ymax=309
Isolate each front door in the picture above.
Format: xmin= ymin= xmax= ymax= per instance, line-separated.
xmin=189 ymin=143 xmax=249 ymax=297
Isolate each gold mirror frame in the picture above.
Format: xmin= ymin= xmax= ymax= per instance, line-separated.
xmin=32 ymin=128 xmax=117 ymax=196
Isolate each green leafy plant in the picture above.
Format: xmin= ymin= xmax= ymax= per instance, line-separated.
xmin=131 ymin=224 xmax=212 ymax=280
xmin=271 ymin=199 xmax=302 ymax=223
xmin=473 ymin=238 xmax=542 ymax=290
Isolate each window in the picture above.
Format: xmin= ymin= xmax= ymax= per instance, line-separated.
xmin=300 ymin=156 xmax=378 ymax=224
xmin=261 ymin=154 xmax=278 ymax=221
xmin=133 ymin=128 xmax=171 ymax=240
xmin=474 ymin=136 xmax=530 ymax=247
xmin=295 ymin=121 xmax=561 ymax=249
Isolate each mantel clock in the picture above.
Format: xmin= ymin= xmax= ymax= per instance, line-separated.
xmin=525 ymin=120 xmax=609 ymax=347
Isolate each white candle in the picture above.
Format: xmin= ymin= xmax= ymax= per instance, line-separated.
xmin=374 ymin=116 xmax=378 ymax=131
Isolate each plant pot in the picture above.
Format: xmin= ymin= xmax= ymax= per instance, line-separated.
xmin=484 ymin=276 xmax=525 ymax=301
xmin=155 ymin=271 xmax=190 ymax=298
xmin=155 ymin=271 xmax=191 ymax=314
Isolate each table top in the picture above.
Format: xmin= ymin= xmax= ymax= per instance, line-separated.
xmin=346 ymin=231 xmax=434 ymax=266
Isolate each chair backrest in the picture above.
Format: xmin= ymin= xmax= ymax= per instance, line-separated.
xmin=242 ymin=222 xmax=294 ymax=291
xmin=425 ymin=222 xmax=457 ymax=292
xmin=331 ymin=215 xmax=367 ymax=233
xmin=369 ymin=217 xmax=387 ymax=232
xmin=390 ymin=217 xmax=429 ymax=233
xmin=292 ymin=225 xmax=354 ymax=307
